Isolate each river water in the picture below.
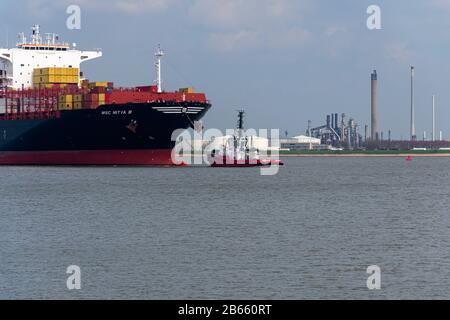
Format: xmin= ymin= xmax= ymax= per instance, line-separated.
xmin=1 ymin=157 xmax=450 ymax=299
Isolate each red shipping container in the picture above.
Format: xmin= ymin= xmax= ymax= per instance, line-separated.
xmin=82 ymin=93 xmax=91 ymax=101
xmin=82 ymin=101 xmax=99 ymax=109
xmin=91 ymin=86 xmax=106 ymax=94
xmin=136 ymin=85 xmax=158 ymax=93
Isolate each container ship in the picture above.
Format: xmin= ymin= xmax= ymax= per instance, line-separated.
xmin=0 ymin=25 xmax=211 ymax=165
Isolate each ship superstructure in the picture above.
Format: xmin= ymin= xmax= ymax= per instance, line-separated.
xmin=0 ymin=24 xmax=101 ymax=89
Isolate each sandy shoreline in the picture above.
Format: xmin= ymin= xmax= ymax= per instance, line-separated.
xmin=182 ymin=153 xmax=450 ymax=158
xmin=280 ymin=153 xmax=450 ymax=157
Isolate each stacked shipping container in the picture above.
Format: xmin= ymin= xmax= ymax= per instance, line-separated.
xmin=73 ymin=94 xmax=82 ymax=109
xmin=58 ymin=94 xmax=73 ymax=110
xmin=179 ymin=87 xmax=195 ymax=94
xmin=33 ymin=67 xmax=79 ymax=87
xmin=3 ymin=79 xmax=207 ymax=115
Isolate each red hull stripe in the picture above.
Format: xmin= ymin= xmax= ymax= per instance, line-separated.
xmin=0 ymin=149 xmax=179 ymax=166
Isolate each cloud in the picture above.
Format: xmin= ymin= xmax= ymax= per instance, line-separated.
xmin=25 ymin=0 xmax=313 ymax=52
xmin=190 ymin=0 xmax=312 ymax=52
xmin=431 ymin=0 xmax=450 ymax=8
xmin=208 ymin=30 xmax=259 ymax=52
xmin=269 ymin=27 xmax=311 ymax=48
xmin=324 ymin=25 xmax=347 ymax=37
xmin=112 ymin=0 xmax=173 ymax=13
xmin=26 ymin=0 xmax=175 ymax=15
xmin=207 ymin=27 xmax=311 ymax=52
xmin=385 ymin=43 xmax=414 ymax=63
xmin=188 ymin=0 xmax=306 ymax=30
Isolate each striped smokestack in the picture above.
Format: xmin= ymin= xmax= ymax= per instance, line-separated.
xmin=432 ymin=95 xmax=436 ymax=142
xmin=411 ymin=66 xmax=416 ymax=140
xmin=371 ymin=70 xmax=378 ymax=140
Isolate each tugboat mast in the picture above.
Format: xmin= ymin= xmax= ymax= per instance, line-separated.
xmin=237 ymin=109 xmax=245 ymax=138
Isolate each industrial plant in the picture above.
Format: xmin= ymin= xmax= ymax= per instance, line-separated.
xmin=297 ymin=113 xmax=363 ymax=150
xmin=282 ymin=67 xmax=450 ymax=152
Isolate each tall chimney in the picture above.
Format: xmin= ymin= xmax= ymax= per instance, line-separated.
xmin=411 ymin=66 xmax=416 ymax=140
xmin=432 ymin=95 xmax=436 ymax=142
xmin=371 ymin=70 xmax=378 ymax=141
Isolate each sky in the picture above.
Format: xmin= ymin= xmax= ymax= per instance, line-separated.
xmin=1 ymin=0 xmax=450 ymax=139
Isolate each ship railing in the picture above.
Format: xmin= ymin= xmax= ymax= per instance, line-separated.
xmin=112 ymin=87 xmax=209 ymax=102
xmin=114 ymin=87 xmax=145 ymax=92
xmin=0 ymin=86 xmax=84 ymax=120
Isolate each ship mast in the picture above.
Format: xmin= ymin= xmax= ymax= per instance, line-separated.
xmin=155 ymin=45 xmax=164 ymax=93
xmin=31 ymin=24 xmax=42 ymax=44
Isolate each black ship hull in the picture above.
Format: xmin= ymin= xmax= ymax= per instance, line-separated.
xmin=0 ymin=101 xmax=210 ymax=165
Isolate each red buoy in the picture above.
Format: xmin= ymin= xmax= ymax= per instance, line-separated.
xmin=406 ymin=155 xmax=412 ymax=161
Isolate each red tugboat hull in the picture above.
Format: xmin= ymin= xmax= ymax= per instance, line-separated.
xmin=211 ymin=157 xmax=284 ymax=167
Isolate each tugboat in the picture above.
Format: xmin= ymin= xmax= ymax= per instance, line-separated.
xmin=210 ymin=110 xmax=284 ymax=167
